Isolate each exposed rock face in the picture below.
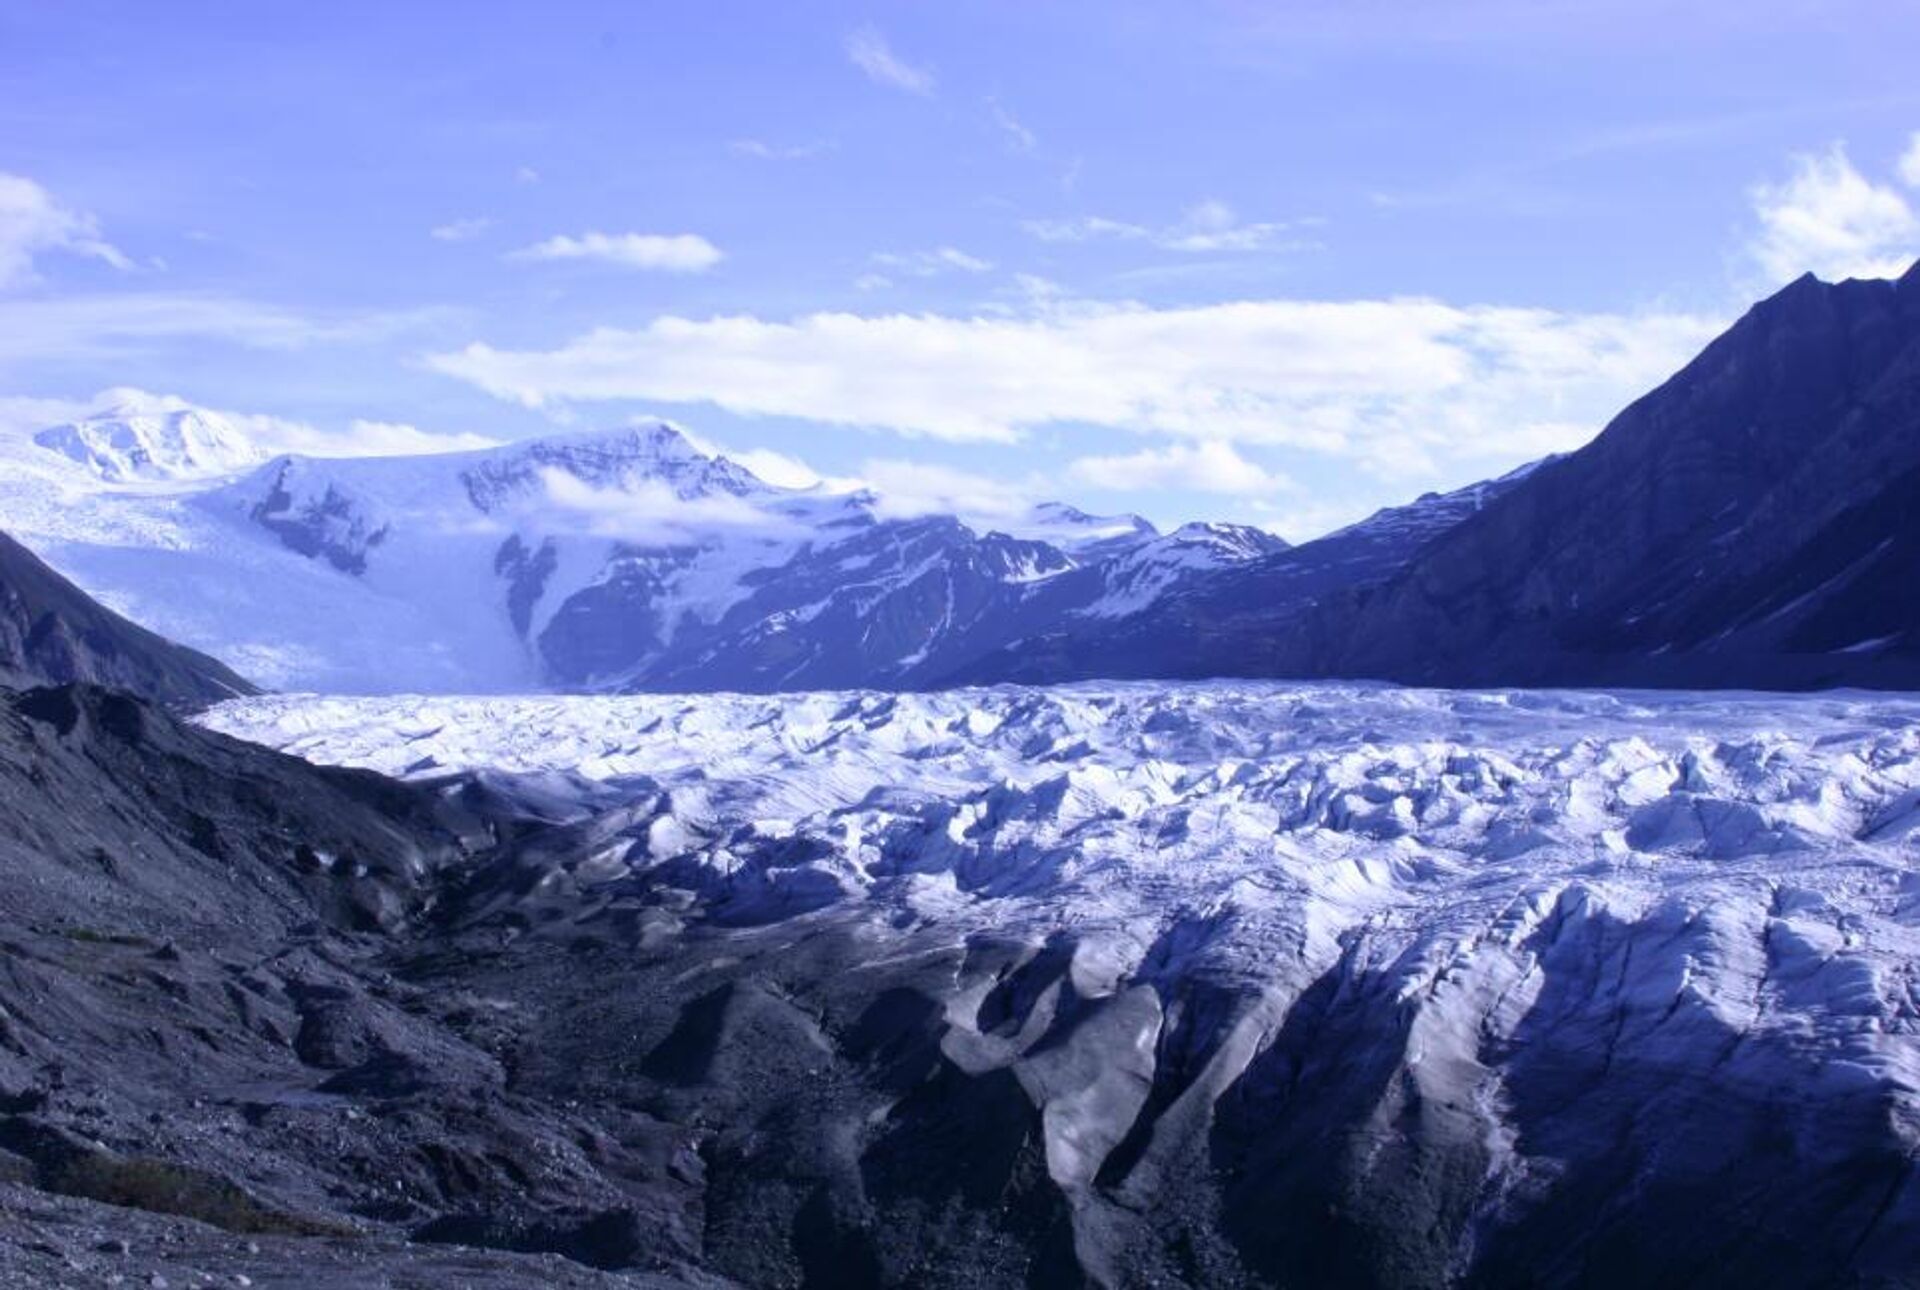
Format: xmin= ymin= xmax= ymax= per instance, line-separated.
xmin=0 ymin=682 xmax=713 ymax=1287
xmin=965 ymin=264 xmax=1920 ymax=690
xmin=10 ymin=417 xmax=1296 ymax=694
xmin=1335 ymin=263 xmax=1920 ymax=687
xmin=951 ymin=460 xmax=1538 ymax=684
xmin=0 ymin=531 xmax=255 ymax=706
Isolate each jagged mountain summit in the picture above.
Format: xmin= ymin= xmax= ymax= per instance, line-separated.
xmin=8 ymin=267 xmax=1920 ymax=695
xmin=0 ymin=412 xmax=1280 ymax=693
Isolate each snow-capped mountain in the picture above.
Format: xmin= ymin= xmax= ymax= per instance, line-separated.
xmin=953 ymin=461 xmax=1539 ymax=683
xmin=0 ymin=411 xmax=1289 ymax=693
xmin=32 ymin=390 xmax=269 ymax=482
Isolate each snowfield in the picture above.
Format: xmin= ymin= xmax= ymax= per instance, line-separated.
xmin=200 ymin=681 xmax=1920 ymax=1280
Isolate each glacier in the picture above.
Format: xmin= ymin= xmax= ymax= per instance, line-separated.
xmin=199 ymin=681 xmax=1920 ymax=1284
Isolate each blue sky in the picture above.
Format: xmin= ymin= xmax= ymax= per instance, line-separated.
xmin=5 ymin=1 xmax=1920 ymax=536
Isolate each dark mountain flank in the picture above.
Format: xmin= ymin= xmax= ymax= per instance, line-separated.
xmin=1335 ymin=263 xmax=1920 ymax=687
xmin=957 ymin=263 xmax=1920 ymax=689
xmin=0 ymin=530 xmax=256 ymax=706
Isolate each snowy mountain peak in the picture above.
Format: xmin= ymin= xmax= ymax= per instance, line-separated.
xmin=462 ymin=421 xmax=771 ymax=511
xmin=1020 ymin=501 xmax=1158 ymax=557
xmin=33 ymin=391 xmax=268 ymax=482
xmin=1166 ymin=520 xmax=1291 ymax=557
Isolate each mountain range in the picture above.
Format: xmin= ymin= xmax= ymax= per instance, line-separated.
xmin=6 ymin=539 xmax=1920 ymax=1286
xmin=964 ymin=263 xmax=1920 ymax=689
xmin=4 ymin=263 xmax=1920 ymax=694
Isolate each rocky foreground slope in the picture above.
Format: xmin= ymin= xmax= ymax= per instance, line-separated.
xmin=199 ymin=683 xmax=1920 ymax=1287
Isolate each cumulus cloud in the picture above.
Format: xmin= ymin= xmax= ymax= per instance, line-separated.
xmin=0 ymin=172 xmax=133 ymax=286
xmin=538 ymin=468 xmax=799 ymax=545
xmin=425 ymin=296 xmax=1720 ymax=473
xmin=1023 ymin=201 xmax=1316 ymax=254
xmin=1070 ymin=440 xmax=1291 ymax=496
xmin=846 ymin=26 xmax=934 ymax=95
xmin=510 ymin=231 xmax=723 ymax=273
xmin=430 ymin=216 xmax=494 ymax=242
xmin=1747 ymin=144 xmax=1918 ymax=285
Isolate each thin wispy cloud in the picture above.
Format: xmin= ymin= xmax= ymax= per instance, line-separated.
xmin=729 ymin=138 xmax=835 ymax=161
xmin=430 ymin=217 xmax=494 ymax=243
xmin=0 ymin=293 xmax=454 ymax=366
xmin=871 ymin=247 xmax=994 ymax=276
xmin=1746 ymin=143 xmax=1918 ymax=286
xmin=988 ymin=98 xmax=1038 ymax=154
xmin=1023 ymin=201 xmax=1318 ymax=254
xmin=846 ymin=26 xmax=934 ymax=96
xmin=509 ymin=231 xmax=724 ymax=273
xmin=0 ymin=173 xmax=133 ymax=287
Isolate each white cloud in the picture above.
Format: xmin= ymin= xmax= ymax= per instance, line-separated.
xmin=514 ymin=166 xmax=541 ymax=184
xmin=854 ymin=272 xmax=893 ymax=292
xmin=431 ymin=216 xmax=494 ymax=242
xmin=1900 ymin=132 xmax=1920 ymax=189
xmin=988 ymin=98 xmax=1038 ymax=154
xmin=870 ymin=247 xmax=994 ymax=277
xmin=857 ymin=458 xmax=1044 ymax=525
xmin=668 ymin=424 xmax=859 ymax=493
xmin=291 ymin=418 xmax=502 ymax=458
xmin=725 ymin=446 xmax=836 ymax=491
xmin=0 ymin=293 xmax=453 ymax=365
xmin=510 ymin=231 xmax=723 ymax=273
xmin=538 ymin=468 xmax=799 ymax=545
xmin=730 ymin=138 xmax=834 ymax=161
xmin=1022 ymin=201 xmax=1315 ymax=254
xmin=1747 ymin=144 xmax=1918 ymax=285
xmin=0 ymin=173 xmax=133 ymax=287
xmin=425 ymin=296 xmax=1720 ymax=473
xmin=1070 ymin=440 xmax=1291 ymax=495
xmin=846 ymin=27 xmax=934 ymax=96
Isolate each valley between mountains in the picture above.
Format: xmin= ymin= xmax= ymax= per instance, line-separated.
xmin=3 ymin=264 xmax=1920 ymax=1288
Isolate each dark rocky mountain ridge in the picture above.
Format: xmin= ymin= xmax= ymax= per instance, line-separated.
xmin=956 ymin=262 xmax=1920 ymax=690
xmin=0 ymin=530 xmax=256 ymax=707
